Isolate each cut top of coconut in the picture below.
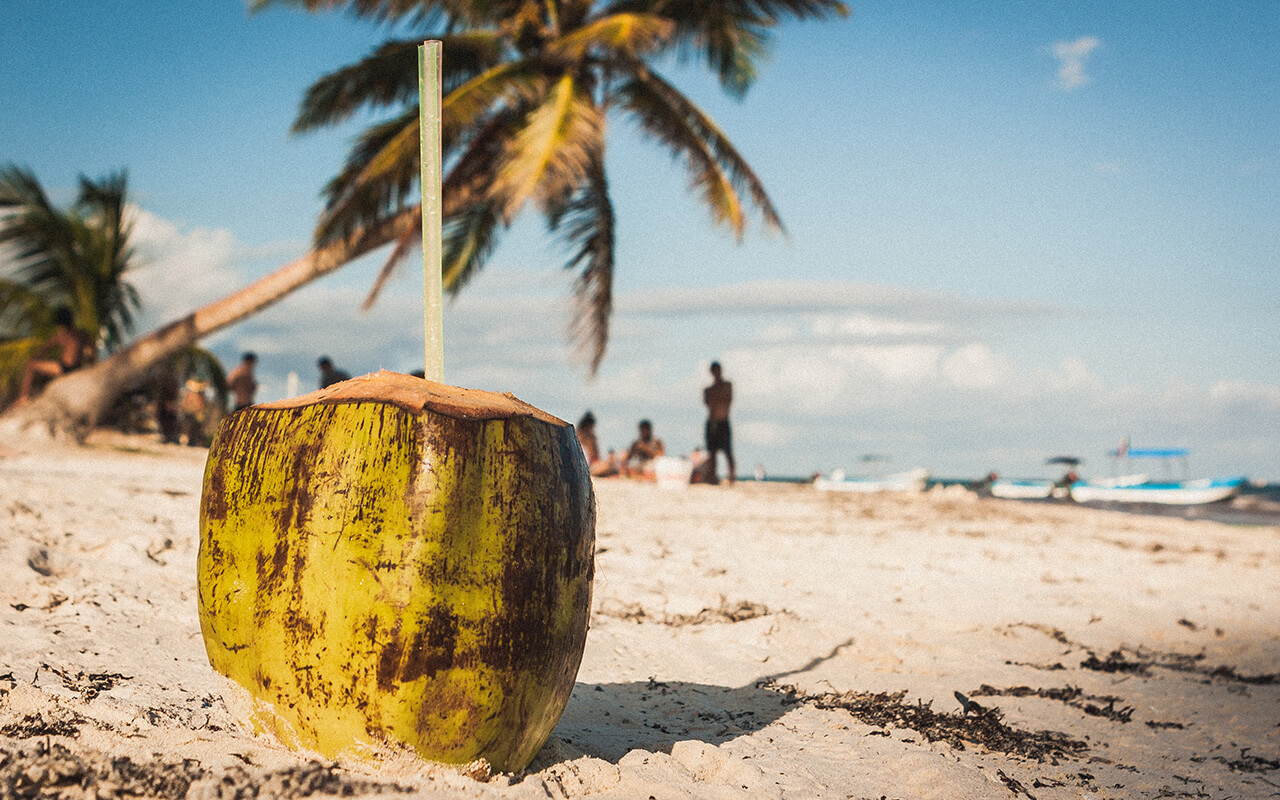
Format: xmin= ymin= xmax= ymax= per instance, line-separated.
xmin=255 ymin=370 xmax=567 ymax=426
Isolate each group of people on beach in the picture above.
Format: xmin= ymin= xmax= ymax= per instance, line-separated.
xmin=222 ymin=352 xmax=353 ymax=411
xmin=577 ymin=361 xmax=737 ymax=485
xmin=12 ymin=312 xmax=734 ymax=483
xmin=169 ymin=352 xmax=349 ymax=446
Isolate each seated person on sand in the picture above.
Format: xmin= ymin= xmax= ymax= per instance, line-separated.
xmin=689 ymin=447 xmax=714 ymax=484
xmin=15 ymin=306 xmax=95 ymax=405
xmin=623 ymin=419 xmax=665 ymax=479
xmin=576 ymin=412 xmax=619 ymax=477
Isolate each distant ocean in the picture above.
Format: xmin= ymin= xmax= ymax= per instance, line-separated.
xmin=945 ymin=478 xmax=1280 ymax=527
xmin=745 ymin=476 xmax=1280 ymax=527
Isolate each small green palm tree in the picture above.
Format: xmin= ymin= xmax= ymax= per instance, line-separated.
xmin=0 ymin=165 xmax=142 ymax=399
xmin=254 ymin=0 xmax=849 ymax=372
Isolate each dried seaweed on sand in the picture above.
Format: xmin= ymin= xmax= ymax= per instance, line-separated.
xmin=759 ymin=680 xmax=1087 ymax=762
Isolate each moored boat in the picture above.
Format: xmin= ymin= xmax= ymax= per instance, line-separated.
xmin=1068 ymin=445 xmax=1246 ymax=506
xmin=1069 ymin=475 xmax=1246 ymax=505
xmin=814 ymin=467 xmax=930 ymax=493
xmin=988 ymin=456 xmax=1080 ymax=500
xmin=990 ymin=478 xmax=1057 ymax=499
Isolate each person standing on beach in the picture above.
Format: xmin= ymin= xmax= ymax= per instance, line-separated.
xmin=703 ymin=361 xmax=735 ymax=484
xmin=317 ymin=356 xmax=350 ymax=389
xmin=226 ymin=352 xmax=258 ymax=411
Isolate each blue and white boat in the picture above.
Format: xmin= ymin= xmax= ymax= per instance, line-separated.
xmin=1069 ymin=475 xmax=1246 ymax=505
xmin=1068 ymin=446 xmax=1246 ymax=506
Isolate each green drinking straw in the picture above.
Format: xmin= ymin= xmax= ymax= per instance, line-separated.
xmin=419 ymin=41 xmax=444 ymax=382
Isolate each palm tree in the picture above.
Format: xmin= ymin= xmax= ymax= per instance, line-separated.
xmin=0 ymin=0 xmax=848 ymax=439
xmin=0 ymin=165 xmax=141 ymax=401
xmin=0 ymin=211 xmax=413 ymax=438
xmin=256 ymin=0 xmax=849 ymax=371
xmin=0 ymin=167 xmax=227 ymax=432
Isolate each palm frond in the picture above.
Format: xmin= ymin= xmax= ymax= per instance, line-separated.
xmin=610 ymin=0 xmax=765 ymax=95
xmin=443 ymin=105 xmax=524 ymax=213
xmin=743 ymin=0 xmax=851 ymax=21
xmin=74 ymin=170 xmax=140 ymax=350
xmin=0 ymin=165 xmax=79 ymax=295
xmin=546 ymin=12 xmax=675 ymax=62
xmin=314 ymin=109 xmax=422 ymax=244
xmin=314 ymin=61 xmax=539 ymax=245
xmin=349 ymin=107 xmax=520 ymax=308
xmin=251 ymin=0 xmax=527 ymax=28
xmin=492 ymin=74 xmax=604 ymax=218
xmin=442 ymin=198 xmax=504 ymax=293
xmin=293 ymin=39 xmax=423 ymax=133
xmin=613 ymin=0 xmax=848 ymax=95
xmin=293 ymin=34 xmax=511 ymax=135
xmin=360 ymin=216 xmax=421 ymax=309
xmin=618 ymin=70 xmax=782 ymax=237
xmin=443 ymin=60 xmax=539 ymax=142
xmin=434 ymin=31 xmax=511 ymax=89
xmin=0 ymin=279 xmax=53 ymax=337
xmin=546 ymin=149 xmax=613 ymax=374
xmin=169 ymin=345 xmax=230 ymax=406
xmin=250 ymin=0 xmax=439 ymax=27
xmin=0 ymin=164 xmax=139 ymax=355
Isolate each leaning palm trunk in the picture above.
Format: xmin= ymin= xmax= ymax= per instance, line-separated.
xmin=0 ymin=209 xmax=418 ymax=441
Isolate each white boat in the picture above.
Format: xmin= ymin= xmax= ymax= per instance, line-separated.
xmin=990 ymin=478 xmax=1057 ymax=499
xmin=1068 ymin=445 xmax=1246 ymax=506
xmin=814 ymin=467 xmax=930 ymax=493
xmin=1069 ymin=475 xmax=1245 ymax=505
xmin=989 ymin=456 xmax=1079 ymax=500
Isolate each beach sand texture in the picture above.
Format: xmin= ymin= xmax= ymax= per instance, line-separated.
xmin=1 ymin=436 xmax=1277 ymax=799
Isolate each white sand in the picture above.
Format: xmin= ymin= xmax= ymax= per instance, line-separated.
xmin=1 ymin=435 xmax=1277 ymax=799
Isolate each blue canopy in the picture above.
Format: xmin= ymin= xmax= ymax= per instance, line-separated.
xmin=1110 ymin=448 xmax=1189 ymax=458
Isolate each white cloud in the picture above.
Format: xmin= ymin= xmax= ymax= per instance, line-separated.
xmin=735 ymin=419 xmax=796 ymax=448
xmin=941 ymin=343 xmax=1013 ymax=389
xmin=129 ymin=206 xmax=247 ymax=324
xmin=757 ymin=321 xmax=800 ymax=342
xmin=615 ymin=281 xmax=1066 ymax=333
xmin=1051 ymin=36 xmax=1101 ymax=90
xmin=1033 ymin=355 xmax=1105 ymax=395
xmin=844 ymin=343 xmax=945 ymax=384
xmin=618 ymin=281 xmax=916 ymax=315
xmin=1209 ymin=380 xmax=1280 ymax=411
xmin=811 ymin=312 xmax=946 ymax=340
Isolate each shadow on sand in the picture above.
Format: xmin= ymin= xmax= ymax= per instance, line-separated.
xmin=536 ymin=636 xmax=1098 ymax=769
xmin=545 ymin=677 xmax=793 ymax=763
xmin=538 ymin=640 xmax=854 ymax=765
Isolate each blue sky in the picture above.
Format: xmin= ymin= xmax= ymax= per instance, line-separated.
xmin=3 ymin=1 xmax=1277 ymax=480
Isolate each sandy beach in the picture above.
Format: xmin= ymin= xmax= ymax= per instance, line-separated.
xmin=1 ymin=435 xmax=1277 ymax=799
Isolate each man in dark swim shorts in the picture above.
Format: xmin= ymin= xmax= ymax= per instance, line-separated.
xmin=702 ymin=361 xmax=735 ymax=483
